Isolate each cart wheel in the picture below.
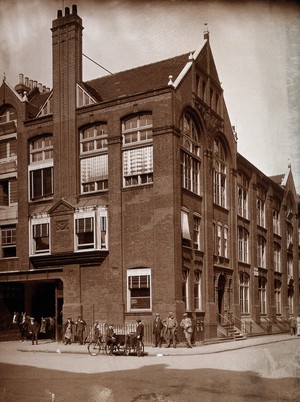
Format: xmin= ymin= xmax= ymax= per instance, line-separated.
xmin=88 ymin=341 xmax=100 ymax=356
xmin=136 ymin=341 xmax=144 ymax=357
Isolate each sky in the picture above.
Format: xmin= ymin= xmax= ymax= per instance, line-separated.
xmin=0 ymin=0 xmax=299 ymax=192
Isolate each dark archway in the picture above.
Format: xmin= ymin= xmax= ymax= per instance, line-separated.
xmin=217 ymin=274 xmax=226 ymax=321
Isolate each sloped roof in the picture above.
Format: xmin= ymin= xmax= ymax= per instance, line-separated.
xmin=270 ymin=174 xmax=285 ymax=186
xmin=85 ymin=53 xmax=190 ymax=103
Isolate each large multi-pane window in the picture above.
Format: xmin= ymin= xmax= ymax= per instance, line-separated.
xmin=80 ymin=123 xmax=108 ymax=193
xmin=256 ymin=187 xmax=266 ymax=227
xmin=29 ymin=135 xmax=53 ymax=200
xmin=287 ymin=256 xmax=293 ymax=280
xmin=74 ymin=208 xmax=108 ymax=251
xmin=237 ymin=172 xmax=248 ymax=218
xmin=258 ymin=277 xmax=267 ymax=314
xmin=274 ymin=280 xmax=282 ymax=315
xmin=193 ymin=214 xmax=201 ymax=251
xmin=214 ymin=222 xmax=229 ymax=257
xmin=288 ymin=287 xmax=294 ymax=314
xmin=274 ymin=243 xmax=281 ymax=272
xmin=122 ymin=113 xmax=153 ymax=187
xmin=0 ymin=106 xmax=18 ymax=207
xmin=127 ymin=268 xmax=151 ymax=311
xmin=287 ymin=223 xmax=293 ymax=248
xmin=182 ymin=269 xmax=189 ymax=310
xmin=238 ymin=228 xmax=249 ymax=263
xmin=180 ymin=113 xmax=201 ymax=194
xmin=239 ymin=272 xmax=249 ymax=314
xmin=273 ymin=201 xmax=280 ymax=235
xmin=0 ymin=178 xmax=17 ymax=206
xmin=213 ymin=139 xmax=226 ymax=207
xmin=194 ymin=270 xmax=202 ymax=310
xmin=1 ymin=226 xmax=16 ymax=258
xmin=257 ymin=235 xmax=266 ymax=268
xmin=30 ymin=218 xmax=50 ymax=255
xmin=181 ymin=208 xmax=191 ymax=247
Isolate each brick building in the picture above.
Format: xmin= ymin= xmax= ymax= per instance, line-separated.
xmin=0 ymin=5 xmax=299 ymax=342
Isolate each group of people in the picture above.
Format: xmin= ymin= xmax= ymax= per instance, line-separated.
xmin=63 ymin=315 xmax=87 ymax=345
xmin=289 ymin=314 xmax=300 ymax=336
xmin=93 ymin=320 xmax=144 ymax=355
xmin=153 ymin=311 xmax=193 ymax=349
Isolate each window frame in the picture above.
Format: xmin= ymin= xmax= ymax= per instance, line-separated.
xmin=127 ymin=268 xmax=151 ymax=312
xmin=239 ymin=272 xmax=250 ymax=314
xmin=1 ymin=225 xmax=17 ymax=258
xmin=30 ymin=217 xmax=50 ymax=256
xmin=238 ymin=227 xmax=249 ymax=263
xmin=28 ymin=135 xmax=54 ymax=201
xmin=194 ymin=270 xmax=202 ymax=310
xmin=122 ymin=113 xmax=153 ymax=188
xmin=258 ymin=276 xmax=267 ymax=315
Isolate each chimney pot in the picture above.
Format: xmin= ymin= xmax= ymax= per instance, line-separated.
xmin=33 ymin=80 xmax=37 ymax=88
xmin=72 ymin=5 xmax=77 ymax=15
xmin=65 ymin=7 xmax=70 ymax=16
xmin=25 ymin=77 xmax=29 ymax=86
xmin=29 ymin=79 xmax=33 ymax=89
xmin=19 ymin=73 xmax=24 ymax=84
xmin=57 ymin=10 xmax=62 ymax=18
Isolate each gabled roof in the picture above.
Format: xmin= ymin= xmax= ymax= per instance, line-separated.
xmin=269 ymin=174 xmax=285 ymax=186
xmin=85 ymin=53 xmax=190 ymax=103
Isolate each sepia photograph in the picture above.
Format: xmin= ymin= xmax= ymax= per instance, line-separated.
xmin=0 ymin=0 xmax=299 ymax=400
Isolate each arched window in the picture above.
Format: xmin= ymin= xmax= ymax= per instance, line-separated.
xmin=257 ymin=235 xmax=266 ymax=268
xmin=274 ymin=280 xmax=281 ymax=315
xmin=180 ymin=112 xmax=201 ymax=195
xmin=258 ymin=277 xmax=267 ymax=314
xmin=194 ymin=270 xmax=202 ymax=310
xmin=213 ymin=139 xmax=226 ymax=207
xmin=273 ymin=243 xmax=281 ymax=273
xmin=237 ymin=172 xmax=248 ymax=218
xmin=79 ymin=123 xmax=108 ymax=193
xmin=238 ymin=227 xmax=248 ymax=263
xmin=29 ymin=134 xmax=53 ymax=200
xmin=239 ymin=272 xmax=249 ymax=314
xmin=122 ymin=113 xmax=153 ymax=187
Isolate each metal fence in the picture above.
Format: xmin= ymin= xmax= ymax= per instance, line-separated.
xmin=85 ymin=321 xmax=154 ymax=345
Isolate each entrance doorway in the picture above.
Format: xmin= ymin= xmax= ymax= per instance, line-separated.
xmin=217 ymin=274 xmax=226 ymax=322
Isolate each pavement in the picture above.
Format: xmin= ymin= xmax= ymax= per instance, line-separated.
xmin=2 ymin=332 xmax=299 ymax=357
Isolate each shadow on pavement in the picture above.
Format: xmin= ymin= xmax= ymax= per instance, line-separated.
xmin=0 ymin=362 xmax=299 ymax=402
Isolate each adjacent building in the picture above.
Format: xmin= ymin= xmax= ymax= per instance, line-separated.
xmin=0 ymin=5 xmax=299 ymax=342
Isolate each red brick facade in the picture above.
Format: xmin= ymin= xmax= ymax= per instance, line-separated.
xmin=0 ymin=5 xmax=299 ymax=342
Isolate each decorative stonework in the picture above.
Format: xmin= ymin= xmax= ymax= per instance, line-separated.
xmin=56 ymin=219 xmax=69 ymax=231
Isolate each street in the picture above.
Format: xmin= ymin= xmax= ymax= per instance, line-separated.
xmin=0 ymin=336 xmax=299 ymax=401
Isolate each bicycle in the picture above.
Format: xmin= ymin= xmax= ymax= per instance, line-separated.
xmin=87 ymin=336 xmax=107 ymax=356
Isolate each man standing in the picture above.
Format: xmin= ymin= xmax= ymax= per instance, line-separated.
xmin=163 ymin=312 xmax=178 ymax=348
xmin=290 ymin=315 xmax=297 ymax=335
xmin=75 ymin=315 xmax=87 ymax=345
xmin=153 ymin=313 xmax=163 ymax=347
xmin=297 ymin=314 xmax=300 ymax=336
xmin=180 ymin=312 xmax=193 ymax=348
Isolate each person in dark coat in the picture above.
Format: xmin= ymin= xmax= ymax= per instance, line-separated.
xmin=162 ymin=312 xmax=178 ymax=348
xmin=106 ymin=324 xmax=116 ymax=355
xmin=153 ymin=313 xmax=163 ymax=347
xmin=27 ymin=317 xmax=40 ymax=345
xmin=75 ymin=315 xmax=87 ymax=345
xmin=290 ymin=315 xmax=297 ymax=335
